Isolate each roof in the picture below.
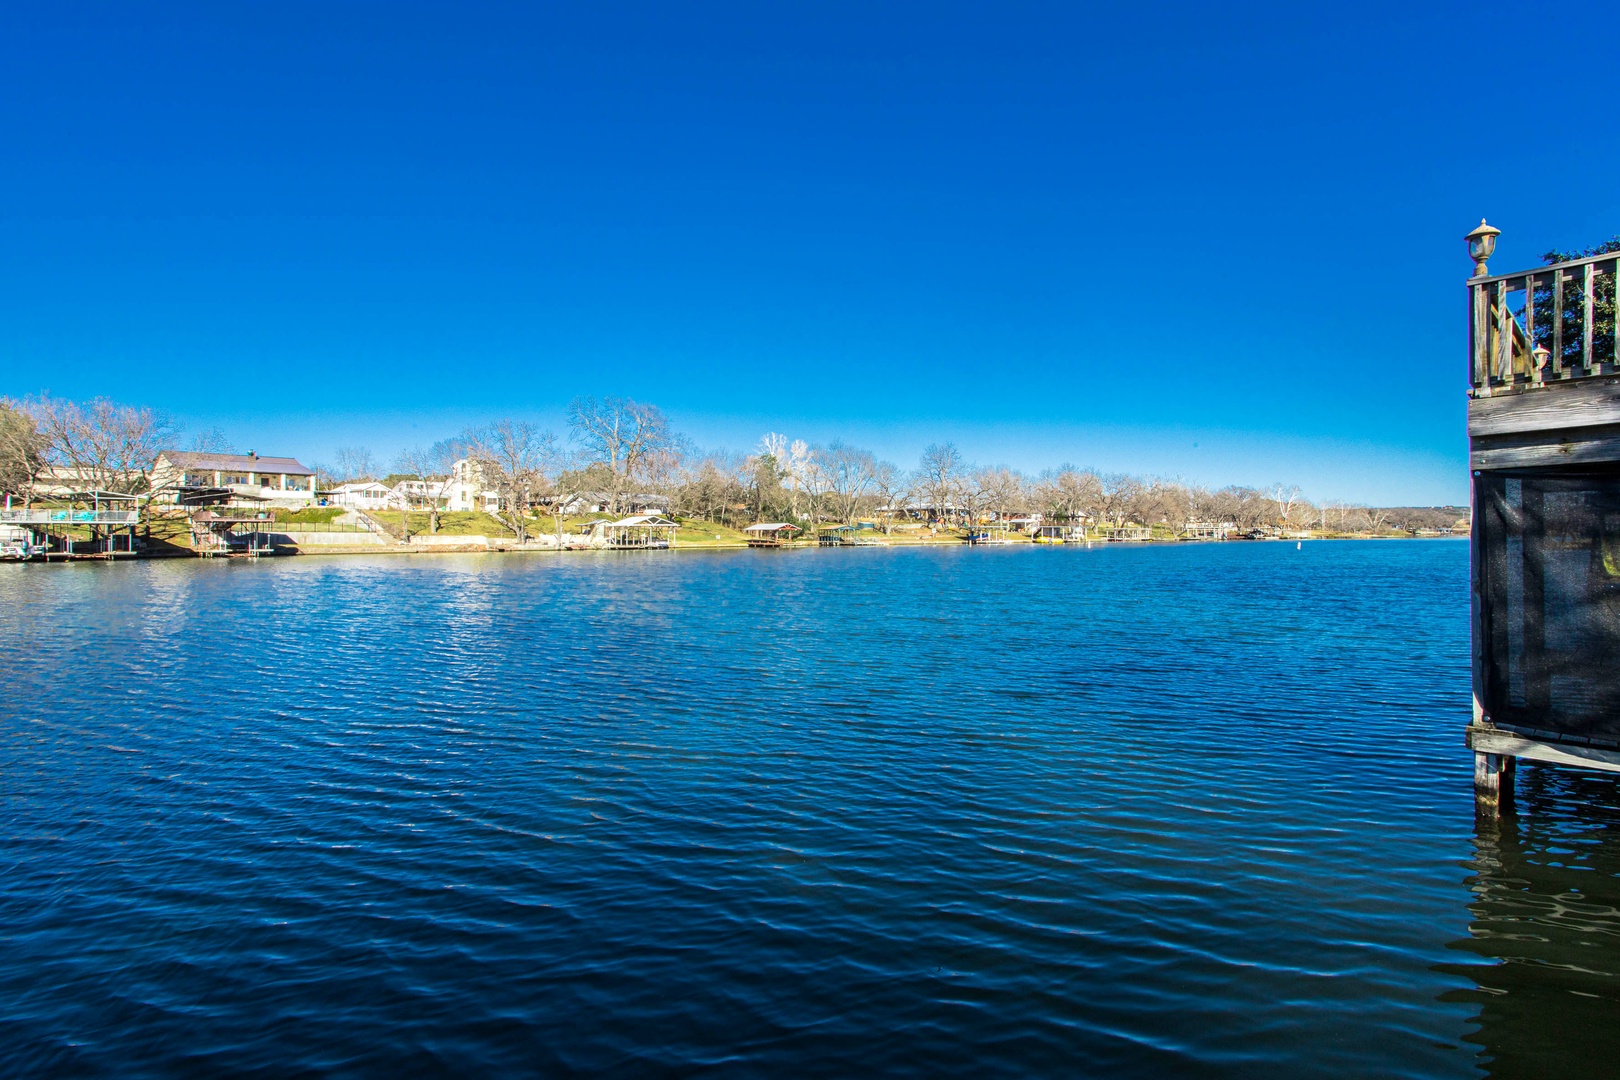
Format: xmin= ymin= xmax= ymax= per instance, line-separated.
xmin=334 ymin=481 xmax=390 ymax=492
xmin=607 ymin=515 xmax=678 ymax=527
xmin=159 ymin=451 xmax=314 ymax=476
xmin=744 ymin=523 xmax=801 ymax=532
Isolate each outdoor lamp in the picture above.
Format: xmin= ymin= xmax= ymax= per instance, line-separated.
xmin=1534 ymin=344 xmax=1551 ymax=370
xmin=1466 ymin=219 xmax=1501 ymax=277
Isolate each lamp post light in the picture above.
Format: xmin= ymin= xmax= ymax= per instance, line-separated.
xmin=1466 ymin=218 xmax=1501 ymax=277
xmin=1534 ymin=344 xmax=1551 ymax=372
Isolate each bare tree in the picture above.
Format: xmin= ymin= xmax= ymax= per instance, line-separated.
xmin=464 ymin=419 xmax=557 ymax=542
xmin=786 ymin=439 xmax=813 ymax=520
xmin=974 ymin=467 xmax=1024 ymax=525
xmin=1098 ymin=473 xmax=1142 ymax=529
xmin=1268 ymin=483 xmax=1303 ymax=527
xmin=1126 ymin=478 xmax=1190 ymax=535
xmin=392 ymin=442 xmax=457 ymax=534
xmin=21 ymin=394 xmax=176 ymax=495
xmin=1180 ymin=484 xmax=1209 ymax=530
xmin=917 ymin=442 xmax=966 ymax=527
xmin=567 ymin=396 xmax=673 ymax=513
xmin=0 ymin=401 xmax=45 ymax=501
xmin=538 ymin=442 xmax=585 ymax=546
xmin=872 ymin=459 xmax=910 ymax=535
xmin=189 ymin=427 xmax=237 ymax=454
xmin=820 ymin=441 xmax=880 ymax=525
xmin=1034 ymin=466 xmax=1102 ymax=530
xmin=333 ymin=446 xmax=377 ymax=483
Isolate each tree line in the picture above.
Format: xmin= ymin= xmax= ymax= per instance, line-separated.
xmin=0 ymin=393 xmax=1464 ymax=536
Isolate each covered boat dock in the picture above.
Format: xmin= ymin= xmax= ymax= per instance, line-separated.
xmin=744 ymin=523 xmax=801 ymax=548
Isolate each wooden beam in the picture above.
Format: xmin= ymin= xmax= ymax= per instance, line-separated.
xmin=1470 ymin=430 xmax=1620 ymax=469
xmin=1467 ymin=377 xmax=1620 ymax=437
xmin=1467 ymin=725 xmax=1620 ymax=775
xmin=1470 ymin=249 xmax=1619 ymax=287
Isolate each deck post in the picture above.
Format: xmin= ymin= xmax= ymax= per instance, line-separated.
xmin=1473 ymin=750 xmax=1515 ymax=816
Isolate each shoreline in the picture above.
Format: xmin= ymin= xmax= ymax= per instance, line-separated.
xmin=3 ymin=532 xmax=1467 ymax=565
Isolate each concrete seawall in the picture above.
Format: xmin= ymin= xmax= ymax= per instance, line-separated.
xmin=270 ymin=530 xmax=388 ymax=548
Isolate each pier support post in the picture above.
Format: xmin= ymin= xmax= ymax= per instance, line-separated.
xmin=1474 ymin=750 xmax=1515 ymax=816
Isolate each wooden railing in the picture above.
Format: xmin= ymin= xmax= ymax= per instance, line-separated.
xmin=1470 ymin=252 xmax=1620 ymax=396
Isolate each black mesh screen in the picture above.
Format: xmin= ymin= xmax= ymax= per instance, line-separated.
xmin=1480 ymin=469 xmax=1620 ymax=746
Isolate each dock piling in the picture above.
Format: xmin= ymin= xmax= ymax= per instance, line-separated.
xmin=1473 ymin=750 xmax=1515 ymax=817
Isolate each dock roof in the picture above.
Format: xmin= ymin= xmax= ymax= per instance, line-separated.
xmin=607 ymin=515 xmax=678 ymax=527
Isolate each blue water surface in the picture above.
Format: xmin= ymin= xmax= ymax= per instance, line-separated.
xmin=3 ymin=541 xmax=1618 ymax=1077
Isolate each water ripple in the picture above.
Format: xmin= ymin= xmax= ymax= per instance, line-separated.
xmin=2 ymin=542 xmax=1617 ymax=1076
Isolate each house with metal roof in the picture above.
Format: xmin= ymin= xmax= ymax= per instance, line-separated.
xmin=151 ymin=450 xmax=316 ymax=507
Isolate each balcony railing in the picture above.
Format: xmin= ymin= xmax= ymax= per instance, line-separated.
xmin=0 ymin=509 xmax=140 ymax=526
xmin=1470 ymin=252 xmax=1620 ymax=396
xmin=0 ymin=511 xmax=140 ymax=527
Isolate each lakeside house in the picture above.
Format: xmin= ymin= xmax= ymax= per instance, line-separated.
xmin=877 ymin=498 xmax=965 ymax=524
xmin=442 ymin=459 xmax=501 ymax=513
xmin=389 ymin=478 xmax=450 ymax=510
xmin=329 ymin=481 xmax=392 ymax=510
xmin=554 ymin=491 xmax=671 ymax=515
xmin=150 ymin=451 xmax=316 ymax=507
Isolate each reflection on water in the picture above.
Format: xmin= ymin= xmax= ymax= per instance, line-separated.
xmin=1440 ymin=763 xmax=1620 ymax=1078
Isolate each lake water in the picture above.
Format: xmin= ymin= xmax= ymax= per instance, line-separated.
xmin=3 ymin=541 xmax=1618 ymax=1077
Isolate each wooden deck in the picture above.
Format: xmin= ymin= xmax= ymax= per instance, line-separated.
xmin=1464 ymin=230 xmax=1620 ymax=814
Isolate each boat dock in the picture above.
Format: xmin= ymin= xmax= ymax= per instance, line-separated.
xmin=1462 ymin=221 xmax=1620 ymax=814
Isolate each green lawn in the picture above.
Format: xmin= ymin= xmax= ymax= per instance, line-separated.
xmin=271 ymin=507 xmax=346 ymax=524
xmin=369 ymin=510 xmax=520 ymax=537
xmin=672 ymin=519 xmax=753 ymax=546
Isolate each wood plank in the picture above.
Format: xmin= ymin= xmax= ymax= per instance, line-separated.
xmin=1467 ymin=377 xmax=1620 ymax=436
xmin=1470 ymin=430 xmax=1620 ymax=469
xmin=1554 ymin=268 xmax=1565 ymax=372
xmin=1469 ymin=476 xmax=1484 ymax=729
xmin=1584 ymin=262 xmax=1595 ymax=369
xmin=1525 ymin=272 xmax=1539 ymax=385
xmin=1467 ymin=725 xmax=1620 ymax=775
xmin=1471 ymin=250 xmax=1617 ymax=286
xmin=1496 ymin=280 xmax=1510 ymax=382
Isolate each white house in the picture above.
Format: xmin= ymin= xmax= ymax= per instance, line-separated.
xmin=442 ymin=459 xmax=501 ymax=513
xmin=329 ymin=481 xmax=392 ymax=510
xmin=388 ymin=478 xmax=449 ymax=509
xmin=554 ymin=490 xmax=670 ymax=515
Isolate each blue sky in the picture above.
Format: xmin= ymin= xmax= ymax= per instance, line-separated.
xmin=2 ymin=2 xmax=1615 ymax=504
